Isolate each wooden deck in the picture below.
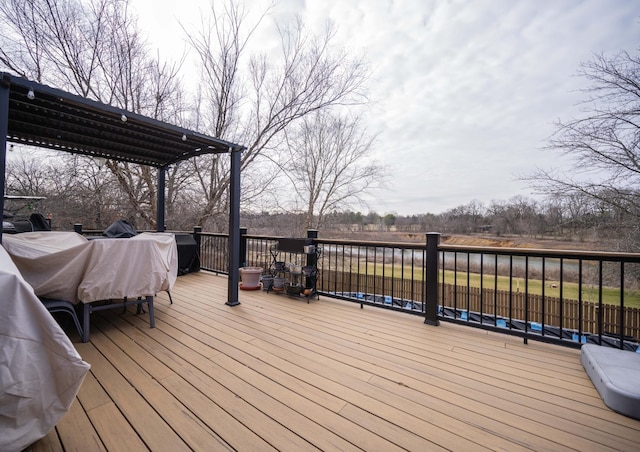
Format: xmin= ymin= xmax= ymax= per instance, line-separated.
xmin=28 ymin=271 xmax=640 ymax=451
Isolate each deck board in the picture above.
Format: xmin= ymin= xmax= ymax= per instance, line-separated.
xmin=26 ymin=271 xmax=640 ymax=451
xmin=55 ymin=384 xmax=105 ymax=451
xmin=78 ymin=338 xmax=192 ymax=451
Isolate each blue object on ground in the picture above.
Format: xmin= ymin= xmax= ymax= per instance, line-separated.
xmin=573 ymin=333 xmax=588 ymax=343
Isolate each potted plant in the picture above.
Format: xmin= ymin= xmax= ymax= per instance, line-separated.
xmin=239 ymin=267 xmax=263 ymax=290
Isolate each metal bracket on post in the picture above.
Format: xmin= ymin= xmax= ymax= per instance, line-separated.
xmin=425 ymin=232 xmax=441 ymax=326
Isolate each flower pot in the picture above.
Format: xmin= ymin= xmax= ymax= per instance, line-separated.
xmin=273 ymin=277 xmax=286 ymax=289
xmin=239 ymin=267 xmax=262 ymax=289
xmin=261 ymin=275 xmax=274 ymax=291
xmin=285 ymin=283 xmax=303 ymax=295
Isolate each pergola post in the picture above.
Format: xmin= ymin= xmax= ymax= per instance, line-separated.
xmin=0 ymin=75 xmax=9 ymax=245
xmin=157 ymin=166 xmax=166 ymax=232
xmin=226 ymin=146 xmax=242 ymax=306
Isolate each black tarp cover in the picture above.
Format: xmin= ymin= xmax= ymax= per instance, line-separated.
xmin=103 ymin=219 xmax=138 ymax=238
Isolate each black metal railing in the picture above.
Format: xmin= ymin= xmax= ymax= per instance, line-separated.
xmin=233 ymin=230 xmax=640 ymax=350
xmin=75 ymin=224 xmax=640 ymax=350
xmin=437 ymin=239 xmax=640 ymax=350
xmin=313 ymin=237 xmax=428 ymax=314
xmin=198 ymin=230 xmax=230 ymax=275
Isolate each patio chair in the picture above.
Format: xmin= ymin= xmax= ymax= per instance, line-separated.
xmin=39 ymin=298 xmax=83 ymax=339
xmin=81 ymin=296 xmax=154 ymax=343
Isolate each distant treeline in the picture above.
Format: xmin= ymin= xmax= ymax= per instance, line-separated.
xmin=6 ymin=151 xmax=639 ymax=251
xmin=242 ymin=194 xmax=640 ymax=251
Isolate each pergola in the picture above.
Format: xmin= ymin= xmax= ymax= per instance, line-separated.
xmin=0 ymin=72 xmax=245 ymax=305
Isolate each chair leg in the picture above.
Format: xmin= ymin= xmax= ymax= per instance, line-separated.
xmin=147 ymin=295 xmax=155 ymax=328
xmin=82 ymin=303 xmax=91 ymax=343
xmin=167 ymin=290 xmax=173 ymax=304
xmin=68 ymin=305 xmax=83 ymax=338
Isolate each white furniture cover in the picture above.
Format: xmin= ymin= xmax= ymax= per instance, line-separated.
xmin=2 ymin=231 xmax=178 ymax=303
xmin=0 ymin=245 xmax=90 ymax=451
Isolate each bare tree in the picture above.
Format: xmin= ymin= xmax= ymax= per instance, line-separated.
xmin=4 ymin=150 xmax=129 ymax=229
xmin=4 ymin=152 xmax=52 ymax=197
xmin=0 ymin=0 xmax=189 ymax=229
xmin=276 ymin=110 xmax=382 ymax=230
xmin=186 ymin=2 xmax=371 ymax=230
xmin=442 ymin=200 xmax=487 ymax=233
xmin=525 ymin=49 xmax=640 ymax=246
xmin=1 ymin=0 xmax=371 ymax=232
xmin=52 ymin=155 xmax=129 ymax=229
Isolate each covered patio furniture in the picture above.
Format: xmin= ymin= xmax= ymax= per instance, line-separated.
xmin=2 ymin=231 xmax=178 ymax=342
xmin=0 ymin=246 xmax=90 ymax=451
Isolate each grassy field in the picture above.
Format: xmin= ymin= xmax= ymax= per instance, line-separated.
xmin=363 ymin=263 xmax=640 ymax=308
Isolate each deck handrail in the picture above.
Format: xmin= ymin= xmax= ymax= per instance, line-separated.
xmin=73 ymin=224 xmax=640 ymax=351
xmin=195 ymin=229 xmax=640 ymax=350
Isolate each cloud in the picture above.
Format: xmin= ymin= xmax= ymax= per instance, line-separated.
xmin=133 ymin=0 xmax=639 ymax=215
xmin=339 ymin=0 xmax=639 ymax=214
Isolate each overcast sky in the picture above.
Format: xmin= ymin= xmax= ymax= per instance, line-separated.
xmin=132 ymin=0 xmax=639 ymax=215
